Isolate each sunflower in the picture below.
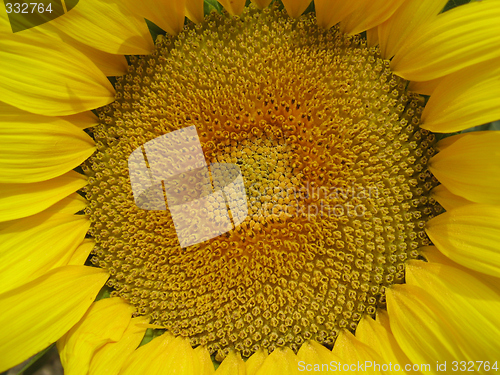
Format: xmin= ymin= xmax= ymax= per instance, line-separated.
xmin=1 ymin=0 xmax=500 ymax=373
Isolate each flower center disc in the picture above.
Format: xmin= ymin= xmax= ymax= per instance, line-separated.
xmin=84 ymin=4 xmax=442 ymax=360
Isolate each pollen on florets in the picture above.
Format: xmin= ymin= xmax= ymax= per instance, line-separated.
xmin=83 ymin=3 xmax=442 ymax=361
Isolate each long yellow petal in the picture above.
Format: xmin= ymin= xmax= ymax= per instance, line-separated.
xmin=89 ymin=316 xmax=149 ymax=375
xmin=391 ymin=0 xmax=500 ymax=81
xmin=42 ymin=193 xmax=88 ymax=215
xmin=120 ymin=333 xmax=201 ymax=375
xmin=0 ymin=2 xmax=10 ymax=32
xmin=430 ymin=184 xmax=473 ymax=211
xmin=365 ymin=27 xmax=378 ymax=48
xmin=377 ymin=0 xmax=448 ymax=59
xmin=421 ymin=58 xmax=500 ymax=132
xmin=254 ymin=347 xmax=299 ymax=375
xmin=246 ymin=349 xmax=267 ymax=375
xmin=0 ymin=193 xmax=87 ymax=233
xmin=340 ymin=0 xmax=405 ymax=35
xmin=61 ymin=111 xmax=99 ymax=130
xmin=282 ymin=0 xmax=311 ymax=19
xmin=218 ymin=0 xmax=247 ymax=16
xmin=0 ymin=211 xmax=90 ymax=294
xmin=215 ymin=351 xmax=246 ymax=375
xmin=49 ymin=0 xmax=153 ymax=55
xmin=297 ymin=341 xmax=343 ymax=374
xmin=407 ymin=77 xmax=442 ymax=96
xmin=429 ymin=132 xmax=500 ymax=204
xmin=68 ymin=39 xmax=129 ymax=77
xmin=421 ymin=245 xmax=500 ymax=296
xmin=194 ymin=346 xmax=216 ymax=375
xmin=0 ymin=265 xmax=108 ymax=372
xmin=186 ymin=0 xmax=205 ymax=24
xmin=0 ymin=104 xmax=95 ymax=183
xmin=68 ymin=238 xmax=94 ymax=266
xmin=58 ymin=298 xmax=135 ymax=375
xmin=386 ymin=284 xmax=464 ymax=366
xmin=315 ymin=0 xmax=363 ymax=29
xmin=355 ymin=314 xmax=413 ymax=372
xmin=406 ymin=260 xmax=500 ymax=361
xmin=332 ymin=330 xmax=384 ymax=374
xmin=0 ymin=171 xmax=86 ymax=222
xmin=426 ymin=204 xmax=500 ymax=278
xmin=251 ymin=0 xmax=272 ymax=10
xmin=134 ymin=0 xmax=186 ymax=36
xmin=0 ymin=33 xmax=114 ymax=116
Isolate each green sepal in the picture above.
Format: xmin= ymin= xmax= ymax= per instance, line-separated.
xmin=14 ymin=344 xmax=55 ymax=375
xmin=442 ymin=0 xmax=473 ymax=13
xmin=204 ymin=0 xmax=223 ymax=15
xmin=138 ymin=328 xmax=165 ymax=347
xmin=94 ymin=285 xmax=113 ymax=301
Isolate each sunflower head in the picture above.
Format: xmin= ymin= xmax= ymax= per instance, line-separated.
xmin=83 ymin=2 xmax=442 ymax=361
xmin=1 ymin=0 xmax=500 ymax=373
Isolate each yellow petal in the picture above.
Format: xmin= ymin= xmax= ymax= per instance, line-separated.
xmin=374 ymin=309 xmax=391 ymax=332
xmin=0 ymin=2 xmax=10 ymax=32
xmin=121 ymin=333 xmax=201 ymax=375
xmin=186 ymin=0 xmax=205 ymax=24
xmin=406 ymin=260 xmax=500 ymax=361
xmin=355 ymin=315 xmax=412 ymax=370
xmin=194 ymin=346 xmax=216 ymax=375
xmin=135 ymin=0 xmax=186 ymax=36
xmin=407 ymin=77 xmax=442 ymax=96
xmin=25 ymin=19 xmax=128 ymax=76
xmin=0 ymin=187 xmax=83 ymax=231
xmin=218 ymin=0 xmax=247 ymax=16
xmin=430 ymin=184 xmax=473 ymax=211
xmin=254 ymin=347 xmax=299 ymax=375
xmin=0 ymin=32 xmax=115 ymax=116
xmin=0 ymin=211 xmax=90 ymax=294
xmin=386 ymin=284 xmax=463 ymax=366
xmin=377 ymin=0 xmax=448 ymax=59
xmin=391 ymin=0 xmax=500 ymax=81
xmin=0 ymin=105 xmax=95 ymax=183
xmin=49 ymin=0 xmax=153 ymax=55
xmin=315 ymin=0 xmax=363 ymax=29
xmin=366 ymin=27 xmax=378 ymax=48
xmin=61 ymin=111 xmax=99 ymax=130
xmin=251 ymin=0 xmax=272 ymax=10
xmin=58 ymin=298 xmax=135 ymax=375
xmin=281 ymin=0 xmax=311 ymax=19
xmin=215 ymin=351 xmax=246 ymax=375
xmin=0 ymin=171 xmax=86 ymax=222
xmin=297 ymin=341 xmax=343 ymax=374
xmin=246 ymin=349 xmax=267 ymax=375
xmin=68 ymin=238 xmax=94 ymax=266
xmin=69 ymin=39 xmax=129 ymax=77
xmin=429 ymin=131 xmax=500 ymax=204
xmin=42 ymin=193 xmax=88 ymax=215
xmin=421 ymin=245 xmax=500 ymax=295
xmin=426 ymin=204 xmax=500 ymax=278
xmin=0 ymin=265 xmax=108 ymax=372
xmin=340 ymin=0 xmax=406 ymax=35
xmin=433 ymin=131 xmax=468 ymax=151
xmin=119 ymin=333 xmax=172 ymax=374
xmin=332 ymin=330 xmax=384 ymax=374
xmin=89 ymin=316 xmax=149 ymax=375
xmin=421 ymin=58 xmax=500 ymax=132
